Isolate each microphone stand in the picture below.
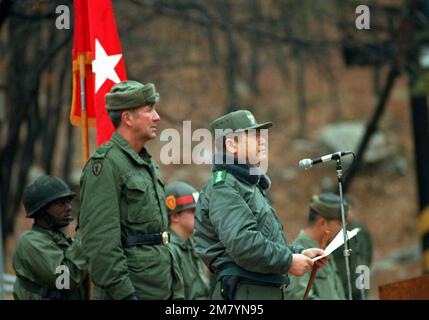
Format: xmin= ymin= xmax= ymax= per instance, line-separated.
xmin=335 ymin=156 xmax=353 ymax=300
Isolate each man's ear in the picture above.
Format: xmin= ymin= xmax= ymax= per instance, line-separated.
xmin=317 ymin=217 xmax=328 ymax=228
xmin=169 ymin=213 xmax=180 ymax=223
xmin=225 ymin=137 xmax=237 ymax=154
xmin=121 ymin=111 xmax=134 ymax=127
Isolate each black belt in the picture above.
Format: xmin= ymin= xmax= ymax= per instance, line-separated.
xmin=238 ymin=278 xmax=288 ymax=289
xmin=216 ymin=262 xmax=286 ymax=288
xmin=122 ymin=231 xmax=169 ymax=248
xmin=218 ymin=275 xmax=286 ymax=300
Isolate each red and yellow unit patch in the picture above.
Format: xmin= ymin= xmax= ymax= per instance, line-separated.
xmin=166 ymin=195 xmax=176 ymax=211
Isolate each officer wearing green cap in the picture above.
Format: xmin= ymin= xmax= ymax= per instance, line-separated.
xmin=284 ymin=193 xmax=347 ymax=300
xmin=194 ymin=109 xmax=328 ymax=300
xmin=12 ymin=175 xmax=88 ymax=300
xmin=79 ymin=80 xmax=184 ymax=300
xmin=165 ymin=181 xmax=210 ymax=300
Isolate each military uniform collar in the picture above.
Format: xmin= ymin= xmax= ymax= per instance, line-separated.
xmin=212 ymin=153 xmax=271 ymax=190
xmin=32 ymin=224 xmax=69 ymax=242
xmin=112 ymin=132 xmax=152 ymax=165
xmin=32 ymin=223 xmax=51 ymax=234
xmin=169 ymin=229 xmax=193 ymax=250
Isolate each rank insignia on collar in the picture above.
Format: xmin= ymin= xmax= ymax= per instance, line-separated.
xmin=92 ymin=161 xmax=103 ymax=176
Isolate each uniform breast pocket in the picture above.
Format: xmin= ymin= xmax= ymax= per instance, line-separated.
xmin=124 ymin=176 xmax=154 ymax=223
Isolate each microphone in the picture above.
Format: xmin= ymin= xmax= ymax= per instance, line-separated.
xmin=299 ymin=151 xmax=353 ymax=170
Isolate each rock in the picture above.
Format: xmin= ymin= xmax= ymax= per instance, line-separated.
xmin=320 ymin=176 xmax=336 ymax=191
xmin=292 ymin=139 xmax=319 ymax=152
xmin=274 ymin=167 xmax=299 ymax=181
xmin=382 ymin=155 xmax=408 ymax=176
xmin=317 ymin=122 xmax=399 ymax=164
xmin=372 ymin=244 xmax=421 ymax=274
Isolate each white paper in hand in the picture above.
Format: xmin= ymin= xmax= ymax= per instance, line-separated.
xmin=312 ymin=228 xmax=360 ymax=262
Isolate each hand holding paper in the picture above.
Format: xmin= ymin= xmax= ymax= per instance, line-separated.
xmin=312 ymin=228 xmax=360 ymax=262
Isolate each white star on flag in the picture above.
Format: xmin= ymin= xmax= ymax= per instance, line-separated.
xmin=92 ymin=38 xmax=122 ymax=93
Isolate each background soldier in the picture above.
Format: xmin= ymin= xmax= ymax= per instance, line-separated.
xmin=333 ymin=196 xmax=373 ymax=299
xmin=79 ymin=80 xmax=184 ymax=300
xmin=284 ymin=193 xmax=347 ymax=300
xmin=194 ymin=109 xmax=328 ymax=300
xmin=13 ymin=175 xmax=88 ymax=300
xmin=166 ymin=181 xmax=211 ymax=299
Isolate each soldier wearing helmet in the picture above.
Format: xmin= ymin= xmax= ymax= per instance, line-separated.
xmin=165 ymin=181 xmax=210 ymax=300
xmin=12 ymin=175 xmax=88 ymax=300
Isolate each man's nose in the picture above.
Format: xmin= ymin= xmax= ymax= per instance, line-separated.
xmin=153 ymin=110 xmax=161 ymax=121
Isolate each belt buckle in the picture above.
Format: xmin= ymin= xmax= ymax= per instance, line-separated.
xmin=161 ymin=231 xmax=169 ymax=246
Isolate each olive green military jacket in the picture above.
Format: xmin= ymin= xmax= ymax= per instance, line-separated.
xmin=169 ymin=231 xmax=210 ymax=299
xmin=12 ymin=224 xmax=88 ymax=300
xmin=79 ymin=132 xmax=184 ymax=300
xmin=284 ymin=230 xmax=346 ymax=300
xmin=194 ymin=162 xmax=304 ymax=286
xmin=333 ymin=220 xmax=373 ymax=299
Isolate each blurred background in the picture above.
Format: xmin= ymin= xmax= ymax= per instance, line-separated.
xmin=1 ymin=0 xmax=429 ymax=299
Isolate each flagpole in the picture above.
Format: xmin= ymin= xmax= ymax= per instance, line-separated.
xmin=77 ymin=53 xmax=92 ymax=299
xmin=78 ymin=53 xmax=90 ymax=164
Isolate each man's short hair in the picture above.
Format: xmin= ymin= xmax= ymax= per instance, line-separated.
xmin=108 ymin=103 xmax=155 ymax=128
xmin=307 ymin=208 xmax=340 ymax=226
xmin=308 ymin=208 xmax=322 ymax=226
xmin=109 ymin=110 xmax=123 ymax=128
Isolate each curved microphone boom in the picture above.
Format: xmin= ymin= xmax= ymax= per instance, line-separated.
xmin=299 ymin=151 xmax=353 ymax=170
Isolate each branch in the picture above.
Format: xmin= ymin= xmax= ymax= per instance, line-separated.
xmin=131 ymin=0 xmax=339 ymax=49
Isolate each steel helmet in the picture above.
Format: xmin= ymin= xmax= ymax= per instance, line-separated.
xmin=165 ymin=181 xmax=199 ymax=215
xmin=22 ymin=175 xmax=76 ymax=217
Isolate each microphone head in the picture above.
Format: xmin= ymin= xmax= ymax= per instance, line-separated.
xmin=299 ymin=158 xmax=312 ymax=170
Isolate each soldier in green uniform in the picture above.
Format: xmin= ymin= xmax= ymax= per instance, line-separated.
xmin=194 ymin=109 xmax=328 ymax=300
xmin=332 ymin=196 xmax=373 ymax=300
xmin=284 ymin=193 xmax=347 ymax=300
xmin=79 ymin=80 xmax=184 ymax=300
xmin=13 ymin=175 xmax=88 ymax=300
xmin=165 ymin=181 xmax=211 ymax=299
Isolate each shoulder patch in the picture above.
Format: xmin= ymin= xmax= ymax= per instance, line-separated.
xmin=92 ymin=161 xmax=103 ymax=176
xmin=212 ymin=170 xmax=227 ymax=186
xmin=93 ymin=142 xmax=113 ymax=159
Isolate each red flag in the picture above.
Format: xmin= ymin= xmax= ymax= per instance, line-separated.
xmin=70 ymin=0 xmax=127 ymax=146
